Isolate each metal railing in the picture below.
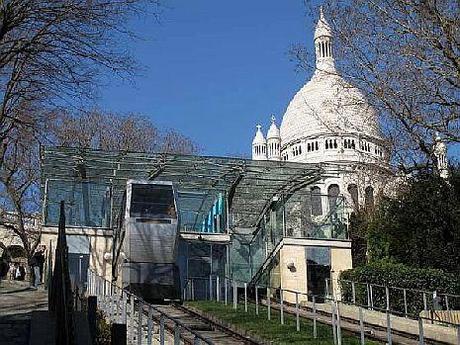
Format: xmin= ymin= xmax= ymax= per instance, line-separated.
xmin=87 ymin=269 xmax=214 ymax=345
xmin=329 ymin=278 xmax=460 ymax=325
xmin=183 ymin=275 xmax=460 ymax=345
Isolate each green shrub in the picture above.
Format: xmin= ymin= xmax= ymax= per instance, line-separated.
xmin=339 ymin=260 xmax=460 ymax=316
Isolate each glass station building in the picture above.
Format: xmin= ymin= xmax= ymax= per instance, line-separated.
xmin=40 ymin=146 xmax=352 ymax=301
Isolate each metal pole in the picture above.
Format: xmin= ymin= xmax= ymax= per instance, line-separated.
xmin=224 ymin=278 xmax=228 ymax=305
xmin=331 ymin=301 xmax=337 ymax=345
xmin=216 ymin=276 xmax=220 ymax=302
xmin=404 ymin=289 xmax=408 ymax=317
xmin=418 ymin=318 xmax=424 ymax=345
xmin=192 ymin=279 xmax=195 ymax=301
xmin=267 ymin=287 xmax=271 ymax=320
xmin=280 ymin=289 xmax=284 ymax=325
xmin=370 ymin=285 xmax=374 ymax=309
xmin=209 ymin=275 xmax=212 ymax=301
xmin=122 ymin=292 xmax=127 ymax=324
xmin=326 ymin=279 xmax=330 ymax=298
xmin=137 ymin=301 xmax=143 ymax=345
xmin=359 ymin=307 xmax=365 ymax=345
xmin=313 ymin=295 xmax=317 ymax=338
xmin=295 ymin=292 xmax=300 ymax=332
xmin=387 ymin=312 xmax=392 ymax=345
xmin=160 ymin=315 xmax=165 ymax=345
xmin=130 ymin=295 xmax=135 ymax=343
xmin=244 ymin=283 xmax=248 ymax=312
xmin=445 ymin=295 xmax=449 ymax=311
xmin=352 ymin=282 xmax=356 ymax=304
xmin=336 ymin=301 xmax=342 ymax=345
xmin=423 ymin=292 xmax=427 ymax=311
xmin=366 ymin=284 xmax=370 ymax=308
xmin=255 ymin=286 xmax=259 ymax=315
xmin=386 ymin=286 xmax=390 ymax=311
xmin=233 ymin=281 xmax=237 ymax=310
xmin=174 ymin=324 xmax=180 ymax=345
xmin=147 ymin=306 xmax=153 ymax=345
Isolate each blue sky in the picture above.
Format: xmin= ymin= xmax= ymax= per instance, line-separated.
xmin=99 ymin=0 xmax=316 ymax=156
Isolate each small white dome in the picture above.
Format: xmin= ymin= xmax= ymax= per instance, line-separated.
xmin=252 ymin=125 xmax=266 ymax=145
xmin=314 ymin=7 xmax=332 ymax=40
xmin=267 ymin=116 xmax=280 ymax=139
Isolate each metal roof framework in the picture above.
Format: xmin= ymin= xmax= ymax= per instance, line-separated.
xmin=41 ymin=146 xmax=334 ymax=229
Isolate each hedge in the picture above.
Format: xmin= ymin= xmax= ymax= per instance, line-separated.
xmin=339 ymin=260 xmax=460 ymax=316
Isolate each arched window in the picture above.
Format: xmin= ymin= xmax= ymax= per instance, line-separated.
xmin=365 ymin=186 xmax=374 ymax=210
xmin=347 ymin=184 xmax=358 ymax=209
xmin=334 ymin=139 xmax=338 ymax=149
xmin=328 ymin=184 xmax=340 ymax=211
xmin=325 ymin=140 xmax=329 ymax=149
xmin=311 ymin=186 xmax=322 ymax=216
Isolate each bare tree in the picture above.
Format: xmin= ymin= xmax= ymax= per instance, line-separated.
xmin=51 ymin=110 xmax=199 ymax=154
xmin=0 ymin=117 xmax=45 ymax=260
xmin=0 ymin=0 xmax=160 ymax=166
xmin=294 ymin=0 xmax=459 ymax=171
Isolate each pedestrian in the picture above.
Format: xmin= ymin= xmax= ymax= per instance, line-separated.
xmin=29 ymin=250 xmax=41 ymax=288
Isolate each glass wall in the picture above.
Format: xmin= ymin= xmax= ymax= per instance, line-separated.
xmin=44 ymin=179 xmax=112 ymax=227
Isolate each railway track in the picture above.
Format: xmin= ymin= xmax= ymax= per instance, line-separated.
xmin=138 ymin=303 xmax=261 ymax=345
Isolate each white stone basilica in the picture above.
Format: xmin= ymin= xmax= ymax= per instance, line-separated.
xmin=251 ymin=9 xmax=390 ymax=208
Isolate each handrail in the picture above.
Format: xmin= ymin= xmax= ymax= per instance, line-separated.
xmin=88 ymin=269 xmax=215 ymax=344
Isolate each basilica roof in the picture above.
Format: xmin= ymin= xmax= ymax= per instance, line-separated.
xmin=279 ymin=10 xmax=381 ymax=147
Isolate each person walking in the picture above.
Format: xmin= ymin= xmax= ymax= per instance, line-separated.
xmin=29 ymin=249 xmax=44 ymax=289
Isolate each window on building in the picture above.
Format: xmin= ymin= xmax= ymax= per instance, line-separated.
xmin=328 ymin=184 xmax=340 ymax=211
xmin=311 ymin=186 xmax=322 ymax=216
xmin=365 ymin=186 xmax=374 ymax=210
xmin=315 ymin=141 xmax=319 ymax=150
xmin=347 ymin=184 xmax=358 ymax=209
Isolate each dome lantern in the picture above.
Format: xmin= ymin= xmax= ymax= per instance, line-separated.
xmin=314 ymin=7 xmax=335 ymax=73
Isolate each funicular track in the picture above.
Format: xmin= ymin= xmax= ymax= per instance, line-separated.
xmin=142 ymin=303 xmax=261 ymax=345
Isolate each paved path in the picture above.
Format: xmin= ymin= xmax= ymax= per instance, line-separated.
xmin=0 ymin=280 xmax=48 ymax=345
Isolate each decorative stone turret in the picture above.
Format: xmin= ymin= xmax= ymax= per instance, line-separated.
xmin=267 ymin=115 xmax=281 ymax=161
xmin=252 ymin=125 xmax=267 ymax=160
xmin=434 ymin=134 xmax=449 ymax=179
xmin=314 ymin=7 xmax=335 ymax=73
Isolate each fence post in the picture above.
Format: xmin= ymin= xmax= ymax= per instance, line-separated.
xmin=313 ymin=295 xmax=317 ymax=339
xmin=147 ymin=306 xmax=153 ymax=345
xmin=359 ymin=307 xmax=364 ymax=345
xmin=445 ymin=295 xmax=450 ymax=311
xmin=224 ymin=278 xmax=228 ymax=305
xmin=386 ymin=286 xmax=390 ymax=311
xmin=216 ymin=276 xmax=220 ymax=302
xmin=233 ymin=281 xmax=237 ymax=310
xmin=174 ymin=324 xmax=180 ymax=345
xmin=295 ymin=292 xmax=300 ymax=332
xmin=336 ymin=301 xmax=342 ymax=345
xmin=267 ymin=287 xmax=271 ymax=321
xmin=137 ymin=301 xmax=143 ymax=345
xmin=160 ymin=315 xmax=165 ymax=345
xmin=192 ymin=279 xmax=195 ymax=301
xmin=244 ymin=283 xmax=248 ymax=313
xmin=209 ymin=275 xmax=212 ymax=301
xmin=370 ymin=285 xmax=374 ymax=309
xmin=280 ymin=289 xmax=284 ymax=325
xmin=331 ymin=300 xmax=337 ymax=345
xmin=352 ymin=282 xmax=356 ymax=304
xmin=387 ymin=312 xmax=392 ymax=345
xmin=366 ymin=283 xmax=370 ymax=308
xmin=403 ymin=289 xmax=408 ymax=317
xmin=423 ymin=292 xmax=427 ymax=311
xmin=418 ymin=318 xmax=424 ymax=345
xmin=255 ymin=286 xmax=259 ymax=315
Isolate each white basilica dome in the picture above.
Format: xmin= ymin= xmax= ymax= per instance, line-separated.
xmin=280 ymin=70 xmax=381 ymax=146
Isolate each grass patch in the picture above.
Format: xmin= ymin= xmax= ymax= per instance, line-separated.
xmin=186 ymin=301 xmax=380 ymax=345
